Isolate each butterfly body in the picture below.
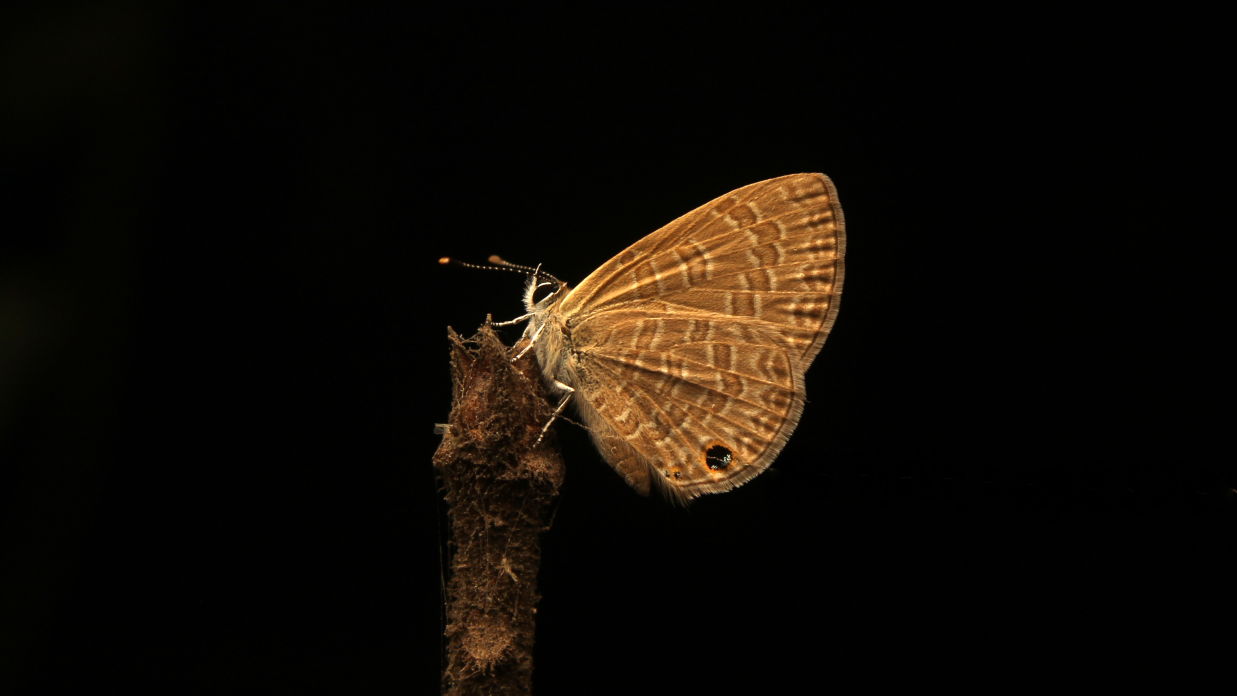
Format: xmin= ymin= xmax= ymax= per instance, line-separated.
xmin=522 ymin=173 xmax=845 ymax=502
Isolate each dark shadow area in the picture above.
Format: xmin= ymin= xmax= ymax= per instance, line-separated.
xmin=2 ymin=4 xmax=1227 ymax=694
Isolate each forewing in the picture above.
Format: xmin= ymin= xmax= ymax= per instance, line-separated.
xmin=560 ymin=172 xmax=845 ymax=365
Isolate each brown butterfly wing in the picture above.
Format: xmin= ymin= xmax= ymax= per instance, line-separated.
xmin=561 ymin=173 xmax=844 ymax=365
xmin=567 ymin=313 xmax=804 ymax=501
xmin=559 ymin=173 xmax=845 ymax=499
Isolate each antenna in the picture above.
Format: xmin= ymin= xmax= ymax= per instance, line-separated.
xmin=438 ymin=256 xmax=562 ymax=286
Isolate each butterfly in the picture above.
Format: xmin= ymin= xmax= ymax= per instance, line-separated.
xmin=513 ymin=173 xmax=844 ymax=502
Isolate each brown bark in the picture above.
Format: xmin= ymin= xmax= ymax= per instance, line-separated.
xmin=432 ymin=324 xmax=564 ymax=696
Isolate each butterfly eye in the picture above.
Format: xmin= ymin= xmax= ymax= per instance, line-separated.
xmin=703 ymin=444 xmax=733 ymax=470
xmin=531 ymin=281 xmax=558 ymax=304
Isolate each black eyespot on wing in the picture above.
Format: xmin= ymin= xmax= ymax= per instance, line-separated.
xmin=704 ymin=444 xmax=732 ymax=470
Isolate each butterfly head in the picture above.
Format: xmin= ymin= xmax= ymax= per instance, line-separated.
xmin=521 ymin=272 xmax=566 ymax=314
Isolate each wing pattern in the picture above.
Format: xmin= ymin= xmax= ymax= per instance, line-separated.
xmin=559 ymin=173 xmax=845 ymax=499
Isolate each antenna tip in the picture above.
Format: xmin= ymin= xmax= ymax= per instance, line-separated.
xmin=438 ymin=257 xmax=451 ymax=265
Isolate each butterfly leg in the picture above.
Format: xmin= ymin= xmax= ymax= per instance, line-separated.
xmin=511 ymin=319 xmax=546 ymax=363
xmin=535 ymin=381 xmax=574 ymax=446
xmin=489 ymin=312 xmax=533 ymax=327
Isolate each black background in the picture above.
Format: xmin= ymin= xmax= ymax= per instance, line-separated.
xmin=2 ymin=4 xmax=1230 ymax=694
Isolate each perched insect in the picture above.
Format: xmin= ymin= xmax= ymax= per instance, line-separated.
xmin=451 ymin=173 xmax=844 ymax=502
